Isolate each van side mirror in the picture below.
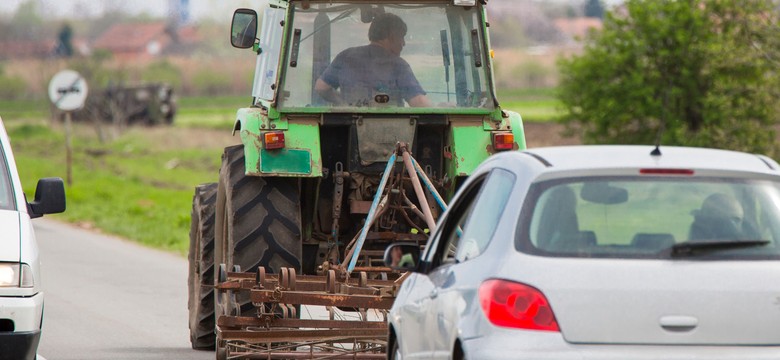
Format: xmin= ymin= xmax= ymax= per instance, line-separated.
xmin=28 ymin=178 xmax=66 ymax=218
xmin=383 ymin=243 xmax=421 ymax=272
xmin=231 ymin=9 xmax=258 ymax=49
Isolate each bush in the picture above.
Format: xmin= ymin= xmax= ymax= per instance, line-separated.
xmin=142 ymin=60 xmax=183 ymax=91
xmin=0 ymin=63 xmax=27 ymax=100
xmin=512 ymin=61 xmax=554 ymax=89
xmin=192 ymin=68 xmax=232 ymax=96
xmin=0 ymin=74 xmax=27 ymax=100
xmin=557 ymin=0 xmax=780 ymax=156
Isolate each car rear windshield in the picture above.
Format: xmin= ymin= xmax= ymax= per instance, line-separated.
xmin=518 ymin=176 xmax=780 ymax=260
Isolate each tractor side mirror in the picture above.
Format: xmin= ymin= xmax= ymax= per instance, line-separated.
xmin=231 ymin=8 xmax=258 ymax=49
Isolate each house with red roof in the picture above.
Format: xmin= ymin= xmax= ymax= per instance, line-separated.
xmin=92 ymin=22 xmax=173 ymax=62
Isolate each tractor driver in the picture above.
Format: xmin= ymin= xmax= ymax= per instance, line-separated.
xmin=314 ymin=13 xmax=432 ymax=108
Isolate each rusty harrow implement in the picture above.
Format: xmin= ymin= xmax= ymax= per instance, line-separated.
xmin=214 ymin=143 xmax=447 ymax=359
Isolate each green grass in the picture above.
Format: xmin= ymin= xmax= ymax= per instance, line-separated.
xmin=175 ymin=95 xmax=253 ymax=129
xmin=6 ymin=120 xmax=223 ymax=255
xmin=176 ymin=95 xmax=253 ymax=109
xmin=0 ymin=99 xmax=50 ymax=121
xmin=497 ymin=88 xmax=563 ymax=122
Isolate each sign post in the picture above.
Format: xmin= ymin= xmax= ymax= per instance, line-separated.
xmin=48 ymin=70 xmax=88 ymax=187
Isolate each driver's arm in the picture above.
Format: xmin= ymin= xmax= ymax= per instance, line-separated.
xmin=315 ymin=79 xmax=345 ymax=106
xmin=408 ymin=94 xmax=431 ymax=107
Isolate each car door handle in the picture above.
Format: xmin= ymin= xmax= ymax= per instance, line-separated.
xmin=429 ymin=289 xmax=438 ymax=299
xmin=659 ymin=315 xmax=698 ymax=332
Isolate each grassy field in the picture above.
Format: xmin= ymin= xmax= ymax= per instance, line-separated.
xmin=175 ymin=95 xmax=254 ymax=128
xmin=4 ymin=118 xmax=237 ymax=255
xmin=0 ymin=99 xmax=49 ymax=121
xmin=498 ymin=88 xmax=563 ymax=122
xmin=2 ymin=89 xmax=558 ymax=255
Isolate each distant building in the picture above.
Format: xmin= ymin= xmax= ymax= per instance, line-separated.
xmin=164 ymin=24 xmax=203 ymax=56
xmin=92 ymin=22 xmax=201 ymax=61
xmin=93 ymin=22 xmax=172 ymax=61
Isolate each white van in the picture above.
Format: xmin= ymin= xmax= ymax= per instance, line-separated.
xmin=0 ymin=117 xmax=65 ymax=360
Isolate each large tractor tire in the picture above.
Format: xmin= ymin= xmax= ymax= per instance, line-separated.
xmin=214 ymin=144 xmax=302 ymax=316
xmin=187 ymin=182 xmax=218 ymax=350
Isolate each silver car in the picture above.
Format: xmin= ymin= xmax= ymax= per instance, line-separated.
xmin=385 ymin=145 xmax=780 ymax=360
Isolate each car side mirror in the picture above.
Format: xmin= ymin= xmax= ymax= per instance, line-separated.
xmin=28 ymin=177 xmax=66 ymax=218
xmin=383 ymin=243 xmax=421 ymax=272
xmin=231 ymin=8 xmax=258 ymax=49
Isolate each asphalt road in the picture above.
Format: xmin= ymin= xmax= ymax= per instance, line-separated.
xmin=34 ymin=219 xmax=213 ymax=360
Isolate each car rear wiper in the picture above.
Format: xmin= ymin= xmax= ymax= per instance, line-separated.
xmin=669 ymin=240 xmax=770 ymax=257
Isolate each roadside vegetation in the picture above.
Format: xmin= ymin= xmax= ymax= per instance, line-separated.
xmin=4 ymin=118 xmax=236 ymax=255
xmin=558 ymin=0 xmax=780 ymax=156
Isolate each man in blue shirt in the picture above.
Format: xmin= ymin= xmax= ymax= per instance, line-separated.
xmin=314 ymin=13 xmax=432 ymax=107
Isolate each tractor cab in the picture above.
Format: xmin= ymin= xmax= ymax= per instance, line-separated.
xmin=232 ymin=0 xmax=497 ymax=114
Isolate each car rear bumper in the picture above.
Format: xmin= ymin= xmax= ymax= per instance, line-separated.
xmin=461 ymin=331 xmax=780 ymax=360
xmin=0 ymin=329 xmax=40 ymax=360
xmin=0 ymin=292 xmax=43 ymax=360
xmin=0 ymin=292 xmax=43 ymax=331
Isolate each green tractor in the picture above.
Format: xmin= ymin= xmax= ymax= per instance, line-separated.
xmin=187 ymin=0 xmax=525 ymax=357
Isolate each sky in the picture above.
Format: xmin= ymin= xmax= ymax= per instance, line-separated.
xmin=0 ymin=0 xmax=624 ymax=20
xmin=0 ymin=0 xmax=260 ymax=21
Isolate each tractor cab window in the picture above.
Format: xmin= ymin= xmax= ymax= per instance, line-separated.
xmin=279 ymin=2 xmax=493 ymax=111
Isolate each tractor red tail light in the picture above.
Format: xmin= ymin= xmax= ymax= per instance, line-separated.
xmin=492 ymin=132 xmax=515 ymax=151
xmin=263 ymin=131 xmax=285 ymax=150
xmin=479 ymin=279 xmax=560 ymax=331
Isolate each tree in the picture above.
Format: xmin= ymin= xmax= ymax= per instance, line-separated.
xmin=56 ymin=24 xmax=74 ymax=57
xmin=557 ymin=0 xmax=780 ymax=156
xmin=584 ymin=0 xmax=604 ymax=19
xmin=8 ymin=0 xmax=44 ymax=41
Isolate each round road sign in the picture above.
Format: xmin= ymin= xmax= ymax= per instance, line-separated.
xmin=48 ymin=70 xmax=89 ymax=111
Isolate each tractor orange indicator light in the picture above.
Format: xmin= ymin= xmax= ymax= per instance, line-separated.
xmin=492 ymin=132 xmax=514 ymax=151
xmin=263 ymin=131 xmax=285 ymax=150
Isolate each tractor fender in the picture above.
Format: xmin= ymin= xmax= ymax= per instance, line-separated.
xmin=503 ymin=110 xmax=527 ymax=151
xmin=235 ymin=107 xmax=322 ymax=177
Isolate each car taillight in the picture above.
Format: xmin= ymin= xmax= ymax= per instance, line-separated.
xmin=479 ymin=279 xmax=559 ymax=331
xmin=263 ymin=131 xmax=285 ymax=150
xmin=492 ymin=132 xmax=514 ymax=151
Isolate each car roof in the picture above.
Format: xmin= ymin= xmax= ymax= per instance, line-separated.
xmin=510 ymin=145 xmax=779 ymax=176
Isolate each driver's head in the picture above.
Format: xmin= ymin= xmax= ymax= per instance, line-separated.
xmin=369 ymin=13 xmax=407 ymax=56
xmin=701 ymin=193 xmax=743 ymax=227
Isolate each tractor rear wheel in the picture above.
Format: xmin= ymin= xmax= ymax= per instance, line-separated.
xmin=214 ymin=144 xmax=303 ymax=316
xmin=187 ymin=182 xmax=218 ymax=350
